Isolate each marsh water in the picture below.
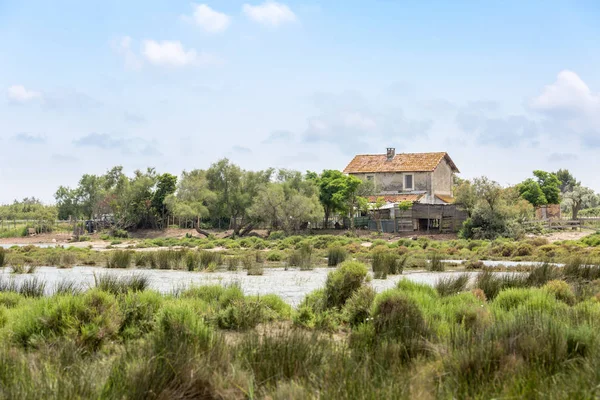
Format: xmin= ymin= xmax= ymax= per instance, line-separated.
xmin=0 ymin=267 xmax=523 ymax=305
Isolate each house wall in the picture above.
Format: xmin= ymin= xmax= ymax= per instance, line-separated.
xmin=431 ymin=159 xmax=454 ymax=196
xmin=350 ymin=172 xmax=431 ymax=193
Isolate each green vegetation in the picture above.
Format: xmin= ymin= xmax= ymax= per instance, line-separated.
xmin=1 ymin=264 xmax=600 ymax=398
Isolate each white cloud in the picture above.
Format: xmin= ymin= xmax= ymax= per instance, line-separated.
xmin=141 ymin=40 xmax=221 ymax=67
xmin=341 ymin=112 xmax=377 ymax=130
xmin=186 ymin=4 xmax=231 ymax=33
xmin=7 ymin=85 xmax=42 ymax=103
xmin=243 ymin=1 xmax=296 ymax=27
xmin=530 ymin=70 xmax=600 ymax=145
xmin=114 ymin=36 xmax=143 ymax=70
xmin=530 ymin=70 xmax=600 ymax=116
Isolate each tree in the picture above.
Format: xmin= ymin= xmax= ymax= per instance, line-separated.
xmin=555 ymin=169 xmax=579 ymax=193
xmin=206 ymin=159 xmax=272 ymax=235
xmin=517 ymin=178 xmax=547 ymax=207
xmin=166 ymin=170 xmax=215 ymax=227
xmin=454 ymin=180 xmax=477 ymax=217
xmin=472 ymin=177 xmax=502 ymax=212
xmin=151 ymin=173 xmax=177 ymax=227
xmin=314 ymin=170 xmax=347 ymax=228
xmin=533 ymin=170 xmax=561 ymax=204
xmin=333 ymin=176 xmax=374 ymax=231
xmin=562 ymin=186 xmax=595 ymax=219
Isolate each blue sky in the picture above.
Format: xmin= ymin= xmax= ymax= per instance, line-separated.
xmin=1 ymin=0 xmax=600 ymax=203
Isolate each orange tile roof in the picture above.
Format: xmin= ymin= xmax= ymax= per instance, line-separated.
xmin=367 ymin=194 xmax=423 ymax=203
xmin=343 ymin=152 xmax=459 ymax=174
xmin=435 ymin=194 xmax=455 ymax=204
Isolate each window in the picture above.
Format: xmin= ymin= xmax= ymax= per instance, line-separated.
xmin=404 ymin=174 xmax=414 ymax=191
xmin=366 ymin=175 xmax=374 ymax=181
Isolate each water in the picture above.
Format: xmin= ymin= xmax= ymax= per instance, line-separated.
xmin=0 ymin=267 xmax=500 ymax=306
xmin=0 ymin=243 xmax=60 ymax=249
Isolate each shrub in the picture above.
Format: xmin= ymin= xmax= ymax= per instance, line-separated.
xmin=217 ymin=299 xmax=268 ymax=330
xmin=293 ymin=305 xmax=315 ymax=328
xmin=371 ymin=290 xmax=429 ymax=358
xmin=199 ymin=251 xmax=221 ymax=269
xmin=327 ymin=246 xmax=347 ymax=267
xmin=435 ymin=274 xmax=470 ymax=296
xmin=111 ymin=229 xmax=129 ymax=238
xmin=544 ymin=280 xmax=576 ymax=305
xmin=514 ymin=243 xmax=533 ymax=256
xmin=342 ymin=285 xmax=376 ymax=326
xmin=266 ymin=251 xmax=284 ymax=262
xmin=324 ymin=261 xmax=368 ymax=309
xmin=464 ymin=259 xmax=484 ymax=270
xmin=0 ymin=248 xmax=5 ymax=268
xmin=268 ymin=231 xmax=286 ymax=240
xmin=106 ymin=250 xmax=132 ymax=269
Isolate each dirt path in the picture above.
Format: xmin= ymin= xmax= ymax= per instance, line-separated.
xmin=539 ymin=229 xmax=595 ymax=243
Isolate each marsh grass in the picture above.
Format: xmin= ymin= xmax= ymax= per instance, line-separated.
xmin=435 ymin=274 xmax=470 ymax=296
xmin=18 ymin=276 xmax=46 ymax=297
xmin=247 ymin=264 xmax=264 ymax=276
xmin=0 ymin=247 xmax=5 ymax=268
xmin=10 ymin=263 xmax=26 ymax=274
xmin=106 ymin=250 xmax=132 ymax=269
xmin=327 ymin=246 xmax=347 ymax=267
xmin=93 ymin=273 xmax=149 ymax=294
xmin=54 ymin=280 xmax=81 ymax=295
xmin=428 ymin=252 xmax=445 ymax=272
xmin=288 ymin=243 xmax=314 ymax=270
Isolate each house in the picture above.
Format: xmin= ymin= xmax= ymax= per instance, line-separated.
xmin=343 ymin=148 xmax=460 ymax=205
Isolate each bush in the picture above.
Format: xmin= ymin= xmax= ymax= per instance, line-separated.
xmin=371 ymin=290 xmax=429 ymax=358
xmin=266 ymin=251 xmax=283 ymax=262
xmin=0 ymin=248 xmax=5 ymax=268
xmin=514 ymin=243 xmax=533 ymax=256
xmin=324 ymin=261 xmax=368 ymax=309
xmin=342 ymin=285 xmax=376 ymax=326
xmin=327 ymin=246 xmax=347 ymax=267
xmin=111 ymin=229 xmax=129 ymax=239
xmin=544 ymin=280 xmax=576 ymax=305
xmin=217 ymin=299 xmax=269 ymax=330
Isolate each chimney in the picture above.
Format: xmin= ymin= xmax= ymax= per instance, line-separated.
xmin=386 ymin=147 xmax=395 ymax=161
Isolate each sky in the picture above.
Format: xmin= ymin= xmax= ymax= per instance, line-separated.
xmin=1 ymin=0 xmax=600 ymax=204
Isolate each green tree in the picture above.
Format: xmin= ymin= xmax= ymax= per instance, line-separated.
xmin=166 ymin=170 xmax=215 ymax=227
xmin=333 ymin=176 xmax=374 ymax=231
xmin=562 ymin=186 xmax=595 ymax=219
xmin=517 ymin=178 xmax=547 ymax=207
xmin=473 ymin=177 xmax=503 ymax=212
xmin=314 ymin=170 xmax=347 ymax=228
xmin=533 ymin=170 xmax=561 ymax=204
xmin=206 ymin=159 xmax=272 ymax=235
xmin=555 ymin=169 xmax=579 ymax=193
xmin=151 ymin=173 xmax=177 ymax=227
xmin=454 ymin=180 xmax=477 ymax=217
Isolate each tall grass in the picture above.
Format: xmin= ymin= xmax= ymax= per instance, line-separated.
xmin=288 ymin=243 xmax=314 ymax=270
xmin=94 ymin=273 xmax=150 ymax=294
xmin=435 ymin=274 xmax=470 ymax=296
xmin=428 ymin=252 xmax=445 ymax=272
xmin=0 ymin=247 xmax=5 ymax=268
xmin=327 ymin=246 xmax=347 ymax=267
xmin=106 ymin=250 xmax=132 ymax=269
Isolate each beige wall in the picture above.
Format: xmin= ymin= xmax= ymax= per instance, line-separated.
xmin=431 ymin=159 xmax=454 ymax=196
xmin=350 ymin=172 xmax=431 ymax=193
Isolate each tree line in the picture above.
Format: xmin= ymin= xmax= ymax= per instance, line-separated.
xmin=455 ymin=169 xmax=599 ymax=239
xmin=51 ymin=160 xmax=374 ymax=235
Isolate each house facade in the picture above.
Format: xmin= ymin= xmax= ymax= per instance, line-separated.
xmin=343 ymin=148 xmax=459 ymax=204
